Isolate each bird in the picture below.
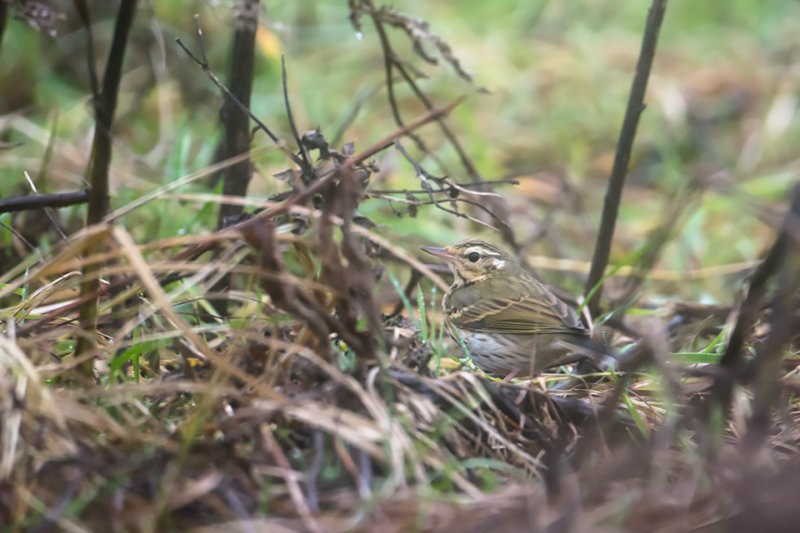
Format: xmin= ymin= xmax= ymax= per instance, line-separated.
xmin=422 ymin=239 xmax=611 ymax=380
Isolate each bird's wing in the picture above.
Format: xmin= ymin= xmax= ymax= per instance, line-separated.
xmin=447 ymin=279 xmax=587 ymax=335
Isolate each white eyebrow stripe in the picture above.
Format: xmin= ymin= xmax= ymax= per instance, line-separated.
xmin=467 ymin=247 xmax=500 ymax=256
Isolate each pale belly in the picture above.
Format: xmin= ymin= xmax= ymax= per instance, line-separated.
xmin=461 ymin=332 xmax=567 ymax=378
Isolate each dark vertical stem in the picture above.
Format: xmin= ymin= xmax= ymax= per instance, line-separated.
xmin=744 ymin=184 xmax=800 ymax=450
xmin=85 ymin=0 xmax=137 ymax=225
xmin=0 ymin=2 xmax=7 ymax=51
xmin=76 ymin=0 xmax=138 ymax=376
xmin=583 ymin=0 xmax=667 ymax=317
xmin=73 ymin=0 xmax=99 ymax=98
xmin=216 ymin=0 xmax=260 ymax=228
xmin=209 ymin=0 xmax=260 ymax=318
xmin=696 ymin=186 xmax=799 ymax=435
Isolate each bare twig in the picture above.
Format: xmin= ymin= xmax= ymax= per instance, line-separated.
xmin=246 ymin=97 xmax=465 ymax=224
xmin=72 ymin=0 xmax=99 ymax=98
xmin=368 ymin=178 xmax=518 ymax=196
xmin=393 ymin=140 xmax=500 ymax=229
xmin=744 ymin=184 xmax=800 ymax=449
xmin=281 ymin=54 xmax=312 ymax=178
xmin=356 ymin=0 xmax=517 ymax=249
xmin=0 ymin=190 xmax=89 ymax=214
xmin=176 ymin=20 xmax=302 ymax=167
xmin=367 ymin=189 xmax=504 ymax=231
xmin=21 ymin=171 xmax=67 ymax=240
xmin=583 ymin=0 xmax=668 ymax=317
xmin=745 ymin=254 xmax=800 ymax=450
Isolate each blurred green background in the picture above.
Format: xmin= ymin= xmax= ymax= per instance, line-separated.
xmin=2 ymin=0 xmax=798 ymax=304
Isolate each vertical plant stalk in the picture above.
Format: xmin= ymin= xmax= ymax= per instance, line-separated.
xmin=744 ymin=184 xmax=800 ymax=450
xmin=0 ymin=2 xmax=7 ymax=51
xmin=216 ymin=0 xmax=259 ymax=228
xmin=583 ymin=0 xmax=667 ymax=317
xmin=72 ymin=0 xmax=100 ymax=97
xmin=76 ymin=0 xmax=137 ymax=376
xmin=209 ymin=0 xmax=259 ymax=318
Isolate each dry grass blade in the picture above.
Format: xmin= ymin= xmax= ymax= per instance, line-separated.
xmin=111 ymin=226 xmax=284 ymax=401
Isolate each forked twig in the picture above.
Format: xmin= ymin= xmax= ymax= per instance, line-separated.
xmin=175 ymin=16 xmax=302 ymax=167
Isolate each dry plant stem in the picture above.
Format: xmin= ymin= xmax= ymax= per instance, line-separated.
xmin=369 ymin=190 xmax=507 ymax=231
xmin=171 ymin=97 xmax=463 ymax=264
xmin=76 ymin=0 xmax=137 ymax=377
xmin=0 ymin=190 xmax=89 ymax=214
xmin=175 ymin=22 xmax=302 ymax=168
xmin=369 ymin=8 xmax=430 ymax=159
xmin=321 ymin=165 xmax=385 ymax=358
xmin=245 ymin=98 xmax=462 ymax=220
xmin=281 ymin=55 xmax=313 ymax=179
xmin=216 ymin=0 xmax=259 ymax=228
xmin=366 ymin=1 xmax=478 ymax=182
xmin=583 ymin=0 xmax=667 ymax=317
xmin=393 ymin=141 xmax=508 ymax=232
xmin=262 ymin=426 xmax=326 ymax=533
xmin=703 ymin=185 xmax=800 ymax=426
xmin=0 ymin=3 xmax=6 ymax=49
xmin=743 ymin=183 xmax=800 ymax=450
xmin=210 ymin=1 xmax=259 ymax=318
xmin=30 ymin=115 xmax=69 ymax=239
xmin=368 ymin=179 xmax=519 ymax=195
xmin=364 ymin=0 xmax=517 ymax=248
xmin=12 ymin=190 xmax=450 ymax=340
xmin=72 ymin=0 xmax=99 ymax=97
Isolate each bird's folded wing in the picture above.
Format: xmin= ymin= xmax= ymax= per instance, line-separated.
xmin=448 ymin=284 xmax=587 ymax=335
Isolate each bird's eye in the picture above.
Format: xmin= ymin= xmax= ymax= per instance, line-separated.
xmin=467 ymin=252 xmax=480 ymax=263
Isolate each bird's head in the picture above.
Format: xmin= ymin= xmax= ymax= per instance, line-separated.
xmin=422 ymin=239 xmax=515 ymax=286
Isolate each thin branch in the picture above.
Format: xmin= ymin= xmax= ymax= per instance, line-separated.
xmin=281 ymin=54 xmax=312 ymax=177
xmin=249 ymin=97 xmax=465 ymax=223
xmin=23 ymin=171 xmax=68 ymax=240
xmin=368 ymin=190 xmax=510 ymax=230
xmin=73 ymin=0 xmax=99 ymax=98
xmin=176 ymin=22 xmax=303 ymax=168
xmin=583 ymin=0 xmax=668 ymax=317
xmin=361 ymin=0 xmax=483 ymax=182
xmin=360 ymin=0 xmax=517 ymax=249
xmin=0 ymin=190 xmax=89 ymax=214
xmin=745 ymin=184 xmax=800 ymax=450
xmin=702 ymin=184 xmax=800 ymax=432
xmin=363 ymin=5 xmax=466 ymax=211
xmin=0 ymin=221 xmax=35 ymax=252
xmin=368 ymin=178 xmax=518 ymax=195
xmin=392 ymin=141 xmax=505 ymax=231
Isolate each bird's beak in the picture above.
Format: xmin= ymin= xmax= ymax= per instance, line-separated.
xmin=421 ymin=246 xmax=455 ymax=263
